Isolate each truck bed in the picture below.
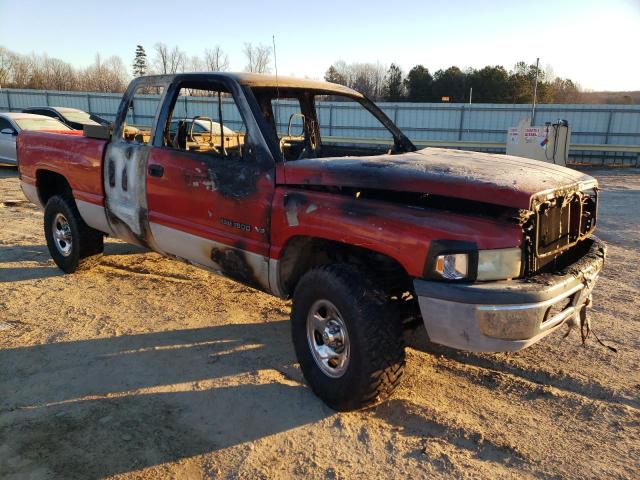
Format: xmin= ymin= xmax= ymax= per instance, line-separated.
xmin=17 ymin=131 xmax=107 ymax=207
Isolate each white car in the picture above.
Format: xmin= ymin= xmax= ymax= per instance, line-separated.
xmin=0 ymin=112 xmax=71 ymax=165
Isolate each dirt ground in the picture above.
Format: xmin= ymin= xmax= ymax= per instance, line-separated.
xmin=0 ymin=166 xmax=638 ymax=480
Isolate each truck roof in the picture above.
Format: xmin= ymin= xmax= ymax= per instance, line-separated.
xmin=137 ymin=72 xmax=362 ymax=97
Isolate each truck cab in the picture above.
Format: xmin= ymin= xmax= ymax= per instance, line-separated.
xmin=17 ymin=73 xmax=605 ymax=411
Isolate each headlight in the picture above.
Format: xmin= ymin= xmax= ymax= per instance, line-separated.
xmin=435 ymin=253 xmax=469 ymax=280
xmin=428 ymin=245 xmax=522 ymax=282
xmin=477 ymin=247 xmax=522 ymax=281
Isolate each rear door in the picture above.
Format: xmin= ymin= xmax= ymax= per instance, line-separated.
xmin=145 ymin=77 xmax=276 ymax=291
xmin=102 ymin=78 xmax=170 ymax=247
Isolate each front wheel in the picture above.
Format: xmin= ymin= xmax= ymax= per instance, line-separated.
xmin=44 ymin=195 xmax=104 ymax=273
xmin=291 ymin=264 xmax=405 ymax=411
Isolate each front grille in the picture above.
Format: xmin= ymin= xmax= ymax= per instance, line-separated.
xmin=526 ymin=188 xmax=598 ymax=273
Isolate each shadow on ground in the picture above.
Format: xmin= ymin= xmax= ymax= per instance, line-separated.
xmin=0 ymin=165 xmax=18 ymax=178
xmin=0 ymin=322 xmax=331 ymax=479
xmin=0 ymin=242 xmax=148 ymax=282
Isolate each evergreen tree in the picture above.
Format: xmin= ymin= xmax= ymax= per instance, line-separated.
xmin=404 ymin=65 xmax=433 ymax=102
xmin=324 ymin=65 xmax=346 ymax=85
xmin=132 ymin=45 xmax=148 ymax=77
xmin=383 ymin=64 xmax=404 ymax=101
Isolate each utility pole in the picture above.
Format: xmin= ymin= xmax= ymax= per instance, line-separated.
xmin=469 ymin=87 xmax=473 ymax=105
xmin=531 ymin=57 xmax=539 ymax=125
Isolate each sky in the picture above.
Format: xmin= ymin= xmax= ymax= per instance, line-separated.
xmin=0 ymin=0 xmax=639 ymax=91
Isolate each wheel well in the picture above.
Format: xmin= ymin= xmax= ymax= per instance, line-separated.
xmin=279 ymin=237 xmax=413 ymax=296
xmin=278 ymin=236 xmax=419 ymax=322
xmin=36 ymin=170 xmax=72 ymax=206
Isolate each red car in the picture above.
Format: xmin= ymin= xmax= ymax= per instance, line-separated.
xmin=17 ymin=73 xmax=605 ymax=410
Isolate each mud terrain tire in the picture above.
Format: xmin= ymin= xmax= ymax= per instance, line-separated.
xmin=44 ymin=195 xmax=104 ymax=273
xmin=291 ymin=264 xmax=405 ymax=411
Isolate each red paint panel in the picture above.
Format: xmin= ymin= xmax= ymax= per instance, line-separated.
xmin=270 ymin=188 xmax=523 ymax=278
xmin=17 ymin=131 xmax=106 ymax=205
xmin=146 ymin=147 xmax=273 ymax=256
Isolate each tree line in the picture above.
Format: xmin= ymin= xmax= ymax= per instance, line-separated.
xmin=325 ymin=61 xmax=587 ymax=104
xmin=0 ymin=43 xmax=272 ymax=93
xmin=0 ymin=44 xmax=634 ymax=104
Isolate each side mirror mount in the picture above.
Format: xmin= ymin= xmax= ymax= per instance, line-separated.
xmin=0 ymin=128 xmax=17 ymax=136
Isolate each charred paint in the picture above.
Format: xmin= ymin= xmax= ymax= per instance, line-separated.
xmin=210 ymin=242 xmax=264 ymax=291
xmin=283 ymin=148 xmax=595 ymax=210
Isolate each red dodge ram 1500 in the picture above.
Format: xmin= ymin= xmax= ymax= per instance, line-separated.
xmin=17 ymin=73 xmax=605 ymax=410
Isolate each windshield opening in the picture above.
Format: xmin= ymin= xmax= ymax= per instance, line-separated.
xmin=250 ymin=87 xmax=414 ymax=161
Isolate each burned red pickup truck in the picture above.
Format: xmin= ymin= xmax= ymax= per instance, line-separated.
xmin=17 ymin=73 xmax=605 ymax=410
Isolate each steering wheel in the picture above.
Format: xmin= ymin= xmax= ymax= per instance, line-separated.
xmin=298 ymin=119 xmax=319 ymax=160
xmin=280 ymin=113 xmax=319 ymax=160
xmin=189 ymin=116 xmax=221 ymax=155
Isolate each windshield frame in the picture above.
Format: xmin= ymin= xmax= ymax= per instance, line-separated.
xmin=247 ymin=86 xmax=416 ymax=162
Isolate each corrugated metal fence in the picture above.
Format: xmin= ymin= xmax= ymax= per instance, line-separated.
xmin=2 ymin=88 xmax=639 ymax=165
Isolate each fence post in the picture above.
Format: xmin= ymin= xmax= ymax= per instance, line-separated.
xmin=458 ymin=105 xmax=466 ymax=141
xmin=44 ymin=90 xmax=49 ymax=106
xmin=5 ymin=90 xmax=11 ymax=111
xmin=393 ymin=105 xmax=399 ymax=125
xmin=604 ymin=110 xmax=613 ymax=145
xmin=86 ymin=93 xmax=91 ymax=113
xmin=329 ymin=104 xmax=333 ymax=136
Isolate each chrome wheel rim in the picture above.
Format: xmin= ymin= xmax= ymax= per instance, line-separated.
xmin=306 ymin=299 xmax=350 ymax=378
xmin=52 ymin=213 xmax=72 ymax=257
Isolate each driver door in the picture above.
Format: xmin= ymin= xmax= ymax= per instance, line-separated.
xmin=145 ymin=79 xmax=275 ymax=291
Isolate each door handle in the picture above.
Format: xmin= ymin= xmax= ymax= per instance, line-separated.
xmin=148 ymin=164 xmax=164 ymax=177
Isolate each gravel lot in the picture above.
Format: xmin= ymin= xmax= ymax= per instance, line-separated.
xmin=0 ymin=166 xmax=638 ymax=479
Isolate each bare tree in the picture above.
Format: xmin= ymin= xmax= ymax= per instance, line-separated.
xmin=243 ymin=42 xmax=272 ymax=74
xmin=80 ymin=54 xmax=129 ymax=93
xmin=184 ymin=55 xmax=204 ymax=72
xmin=153 ymin=42 xmax=169 ymax=74
xmin=153 ymin=42 xmax=185 ymax=74
xmin=204 ymin=46 xmax=229 ymax=72
xmin=327 ymin=60 xmax=386 ymax=100
xmin=0 ymin=47 xmax=12 ymax=88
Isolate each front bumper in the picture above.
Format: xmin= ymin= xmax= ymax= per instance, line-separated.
xmin=413 ymin=237 xmax=606 ymax=352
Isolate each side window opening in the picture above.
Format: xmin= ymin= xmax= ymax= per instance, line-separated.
xmin=163 ymin=84 xmax=247 ymax=160
xmin=0 ymin=118 xmax=14 ymax=131
xmin=122 ymin=85 xmax=165 ymax=145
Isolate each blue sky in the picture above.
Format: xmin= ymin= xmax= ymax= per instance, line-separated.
xmin=1 ymin=0 xmax=638 ymax=90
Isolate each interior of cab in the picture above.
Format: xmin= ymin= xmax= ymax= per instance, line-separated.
xmin=251 ymin=87 xmax=412 ymax=161
xmin=161 ymin=84 xmax=246 ymax=160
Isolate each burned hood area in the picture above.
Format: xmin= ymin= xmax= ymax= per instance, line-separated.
xmin=282 ymin=147 xmax=595 ymax=210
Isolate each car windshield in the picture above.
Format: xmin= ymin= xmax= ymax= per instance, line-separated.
xmin=15 ymin=118 xmax=71 ymax=131
xmin=61 ymin=111 xmax=98 ymax=125
xmin=169 ymin=119 xmax=236 ymax=136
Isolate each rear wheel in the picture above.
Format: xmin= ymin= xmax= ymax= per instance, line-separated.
xmin=291 ymin=264 xmax=405 ymax=411
xmin=44 ymin=195 xmax=104 ymax=273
